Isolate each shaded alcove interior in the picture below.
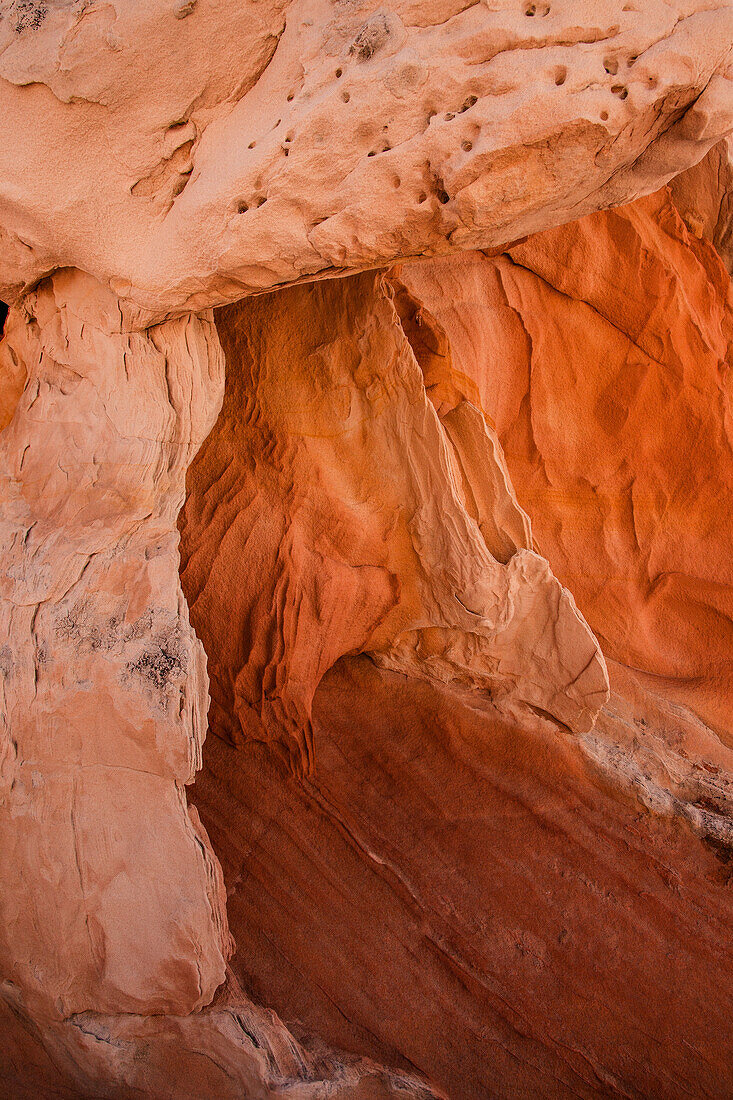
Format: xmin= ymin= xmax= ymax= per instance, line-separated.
xmin=179 ymin=181 xmax=733 ymax=1100
xmin=189 ymin=656 xmax=733 ymax=1100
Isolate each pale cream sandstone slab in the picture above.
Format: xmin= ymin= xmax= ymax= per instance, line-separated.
xmin=0 ymin=0 xmax=730 ymax=319
xmin=0 ymin=271 xmax=230 ymax=1019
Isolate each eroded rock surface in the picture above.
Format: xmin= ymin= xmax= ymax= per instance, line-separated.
xmin=0 ymin=270 xmax=230 ymax=1022
xmin=0 ymin=270 xmax=447 ymax=1098
xmin=179 ymin=270 xmax=608 ymax=772
xmin=670 ymin=134 xmax=733 ymax=271
xmin=0 ymin=0 xmax=731 ymax=318
xmin=193 ymin=657 xmax=733 ymax=1100
xmin=185 ymin=183 xmax=733 ymax=1098
xmin=396 ymin=186 xmax=733 ymax=740
xmin=0 ymin=4 xmax=732 ymax=1098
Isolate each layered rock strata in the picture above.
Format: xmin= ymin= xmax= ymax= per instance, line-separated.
xmin=0 ymin=2 xmax=732 ymax=1097
xmin=180 ymin=180 xmax=733 ymax=1099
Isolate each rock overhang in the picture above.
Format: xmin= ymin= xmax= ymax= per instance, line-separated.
xmin=0 ymin=0 xmax=730 ymax=324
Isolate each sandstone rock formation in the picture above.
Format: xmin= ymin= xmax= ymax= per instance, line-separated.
xmin=0 ymin=0 xmax=732 ymax=319
xmin=179 ymin=271 xmax=608 ymax=773
xmin=670 ymin=134 xmax=733 ymax=271
xmin=0 ymin=1 xmax=733 ymax=1098
xmin=182 ymin=180 xmax=733 ymax=1100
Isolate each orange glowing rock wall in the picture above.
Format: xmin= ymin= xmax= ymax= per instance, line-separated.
xmin=182 ymin=184 xmax=733 ymax=1099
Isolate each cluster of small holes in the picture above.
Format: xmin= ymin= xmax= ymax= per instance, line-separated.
xmin=525 ymin=2 xmax=550 ymax=14
xmin=443 ymin=97 xmax=478 ymax=124
xmin=237 ymin=196 xmax=267 ymax=214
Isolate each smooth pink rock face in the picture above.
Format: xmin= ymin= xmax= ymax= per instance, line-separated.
xmin=0 ymin=272 xmax=231 ymax=1019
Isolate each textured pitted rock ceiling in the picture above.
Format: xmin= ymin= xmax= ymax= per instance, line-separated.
xmin=0 ymin=0 xmax=732 ymax=318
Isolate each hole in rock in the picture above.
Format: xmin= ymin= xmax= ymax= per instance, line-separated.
xmin=0 ymin=298 xmax=26 ymax=431
xmin=554 ymin=66 xmax=567 ymax=86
